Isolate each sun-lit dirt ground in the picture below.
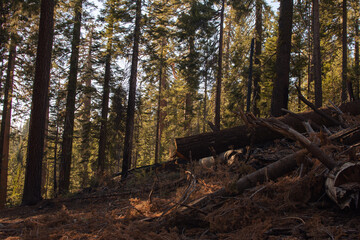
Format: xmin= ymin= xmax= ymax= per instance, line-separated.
xmin=1 ymin=120 xmax=360 ymax=239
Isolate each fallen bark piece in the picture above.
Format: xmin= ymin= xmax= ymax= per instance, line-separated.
xmin=325 ymin=162 xmax=360 ymax=209
xmin=175 ymin=100 xmax=360 ymax=160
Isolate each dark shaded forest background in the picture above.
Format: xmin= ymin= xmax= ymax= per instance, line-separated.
xmin=0 ymin=0 xmax=359 ymax=207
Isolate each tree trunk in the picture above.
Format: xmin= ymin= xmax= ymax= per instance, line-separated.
xmin=253 ymin=0 xmax=262 ymax=117
xmin=312 ymin=0 xmax=322 ymax=108
xmin=185 ymin=92 xmax=193 ymax=134
xmin=0 ymin=0 xmax=10 ymax=68
xmin=175 ymin=100 xmax=360 ymax=160
xmin=184 ymin=36 xmax=195 ymax=135
xmin=341 ymin=0 xmax=354 ymax=101
xmin=53 ymin=118 xmax=59 ymax=197
xmin=355 ymin=13 xmax=359 ymax=100
xmin=224 ymin=19 xmax=231 ymax=81
xmin=0 ymin=37 xmax=16 ymax=208
xmin=307 ymin=1 xmax=312 ymax=97
xmin=297 ymin=52 xmax=302 ymax=111
xmin=80 ymin=29 xmax=93 ymax=186
xmin=270 ymin=0 xmax=293 ymax=117
xmin=155 ymin=38 xmax=167 ymax=164
xmin=22 ymin=0 xmax=55 ymax=205
xmin=214 ymin=0 xmax=225 ymax=130
xmin=112 ymin=86 xmax=125 ymax=173
xmin=246 ymin=38 xmax=255 ymax=113
xmin=122 ymin=0 xmax=142 ymax=179
xmin=58 ymin=0 xmax=83 ymax=194
xmin=203 ymin=59 xmax=208 ymax=133
xmin=41 ymin=99 xmax=49 ymax=197
xmin=97 ymin=42 xmax=112 ymax=175
xmin=97 ymin=5 xmax=116 ymax=176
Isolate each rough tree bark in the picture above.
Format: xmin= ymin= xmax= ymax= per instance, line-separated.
xmin=0 ymin=37 xmax=16 ymax=208
xmin=22 ymin=0 xmax=55 ymax=205
xmin=184 ymin=36 xmax=195 ymax=135
xmin=270 ymin=0 xmax=293 ymax=117
xmin=41 ymin=100 xmax=49 ymax=197
xmin=312 ymin=0 xmax=322 ymax=108
xmin=59 ymin=0 xmax=83 ymax=194
xmin=122 ymin=0 xmax=142 ymax=179
xmin=203 ymin=59 xmax=209 ymax=133
xmin=253 ymin=0 xmax=262 ymax=117
xmin=97 ymin=4 xmax=116 ymax=176
xmin=0 ymin=0 xmax=10 ymax=67
xmin=155 ymin=38 xmax=167 ymax=164
xmin=341 ymin=0 xmax=354 ymax=101
xmin=53 ymin=114 xmax=59 ymax=196
xmin=52 ymin=80 xmax=62 ymax=196
xmin=80 ymin=29 xmax=93 ymax=185
xmin=214 ymin=0 xmax=225 ymax=130
xmin=97 ymin=38 xmax=112 ymax=175
xmin=355 ymin=10 xmax=359 ymax=100
xmin=246 ymin=38 xmax=255 ymax=113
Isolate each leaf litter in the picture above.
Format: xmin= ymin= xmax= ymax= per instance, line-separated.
xmin=1 ymin=117 xmax=360 ymax=239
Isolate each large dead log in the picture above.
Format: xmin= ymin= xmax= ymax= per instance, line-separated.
xmin=186 ymin=149 xmax=309 ymax=211
xmin=186 ymin=119 xmax=359 ymax=211
xmin=175 ymin=100 xmax=360 ymax=160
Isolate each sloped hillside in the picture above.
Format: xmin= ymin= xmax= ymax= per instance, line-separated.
xmin=1 ymin=114 xmax=360 ymax=239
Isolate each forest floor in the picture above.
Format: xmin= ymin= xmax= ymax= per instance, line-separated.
xmin=1 ymin=124 xmax=360 ymax=239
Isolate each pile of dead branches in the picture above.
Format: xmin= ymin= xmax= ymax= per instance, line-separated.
xmin=170 ymin=101 xmax=360 ymax=220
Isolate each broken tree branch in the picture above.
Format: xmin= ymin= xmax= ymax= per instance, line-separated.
xmin=296 ymin=86 xmax=347 ymax=128
xmin=253 ymin=117 xmax=337 ymax=170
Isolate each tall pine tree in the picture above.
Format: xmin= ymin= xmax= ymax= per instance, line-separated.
xmin=122 ymin=0 xmax=142 ymax=179
xmin=0 ymin=35 xmax=16 ymax=207
xmin=270 ymin=0 xmax=293 ymax=116
xmin=58 ymin=0 xmax=83 ymax=194
xmin=22 ymin=0 xmax=55 ymax=205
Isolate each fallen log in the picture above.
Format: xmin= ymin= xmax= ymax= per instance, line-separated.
xmin=171 ymin=122 xmax=360 ymax=218
xmin=175 ymin=100 xmax=360 ymax=160
xmin=281 ymin=108 xmax=321 ymax=131
xmin=233 ymin=149 xmax=309 ymax=195
xmin=193 ymin=118 xmax=360 ymax=210
xmin=186 ymin=149 xmax=309 ymax=210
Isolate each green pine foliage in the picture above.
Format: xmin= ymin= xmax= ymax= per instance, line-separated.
xmin=1 ymin=0 xmax=359 ymax=205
